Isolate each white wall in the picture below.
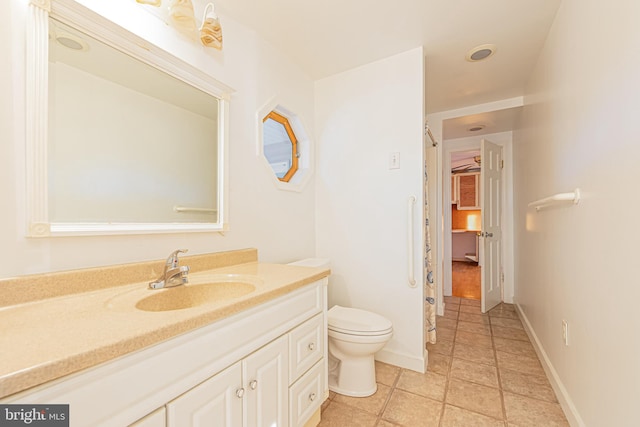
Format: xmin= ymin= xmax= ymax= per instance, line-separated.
xmin=513 ymin=0 xmax=640 ymax=425
xmin=0 ymin=0 xmax=316 ymax=278
xmin=315 ymin=48 xmax=426 ymax=372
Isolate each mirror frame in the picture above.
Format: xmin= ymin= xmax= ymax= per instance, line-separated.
xmin=256 ymin=100 xmax=313 ymax=192
xmin=26 ymin=0 xmax=233 ymax=236
xmin=262 ymin=111 xmax=299 ymax=182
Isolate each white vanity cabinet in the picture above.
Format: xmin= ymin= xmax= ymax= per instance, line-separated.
xmin=167 ymin=335 xmax=288 ymax=427
xmin=166 ymin=362 xmax=243 ymax=426
xmin=6 ymin=279 xmax=328 ymax=427
xmin=130 ymin=408 xmax=166 ymax=427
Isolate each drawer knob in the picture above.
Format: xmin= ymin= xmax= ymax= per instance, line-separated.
xmin=308 ymin=342 xmax=316 ymax=351
xmin=236 ymin=388 xmax=245 ymax=398
xmin=250 ymin=380 xmax=258 ymax=390
xmin=308 ymin=392 xmax=316 ymax=402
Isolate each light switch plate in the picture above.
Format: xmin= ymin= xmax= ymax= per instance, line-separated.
xmin=389 ymin=152 xmax=400 ymax=169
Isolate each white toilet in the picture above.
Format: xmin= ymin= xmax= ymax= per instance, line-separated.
xmin=286 ymin=258 xmax=393 ymax=398
xmin=327 ymin=305 xmax=393 ymax=397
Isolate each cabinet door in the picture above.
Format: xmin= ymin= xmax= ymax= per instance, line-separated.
xmin=244 ymin=335 xmax=289 ymax=427
xmin=457 ymin=173 xmax=480 ymax=209
xmin=166 ymin=362 xmax=243 ymax=427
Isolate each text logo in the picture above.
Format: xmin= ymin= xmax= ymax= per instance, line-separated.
xmin=0 ymin=405 xmax=69 ymax=426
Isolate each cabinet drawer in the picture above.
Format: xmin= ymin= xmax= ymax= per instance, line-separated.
xmin=289 ymin=361 xmax=324 ymax=427
xmin=289 ymin=313 xmax=324 ymax=382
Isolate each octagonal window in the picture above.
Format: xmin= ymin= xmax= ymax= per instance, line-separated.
xmin=262 ymin=111 xmax=299 ymax=182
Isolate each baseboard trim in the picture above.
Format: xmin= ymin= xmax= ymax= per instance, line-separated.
xmin=515 ymin=303 xmax=585 ymax=427
xmin=375 ymin=348 xmax=427 ymax=374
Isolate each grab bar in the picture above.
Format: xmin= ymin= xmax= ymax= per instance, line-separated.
xmin=174 ymin=206 xmax=217 ymax=214
xmin=528 ymin=188 xmax=580 ymax=211
xmin=407 ymin=195 xmax=417 ymax=288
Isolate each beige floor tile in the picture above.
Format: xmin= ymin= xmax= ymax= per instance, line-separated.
xmin=437 ymin=317 xmax=458 ymax=330
xmin=332 ymin=383 xmax=391 ymax=416
xmin=490 ymin=317 xmax=524 ymax=330
xmin=496 ymin=351 xmax=545 ymax=377
xmin=376 ymin=421 xmax=401 ymax=427
xmin=491 ymin=325 xmax=529 ymax=342
xmin=382 ymin=389 xmax=442 ymax=427
xmin=458 ymin=312 xmax=490 ymax=325
xmin=318 ymin=401 xmax=378 ymax=427
xmin=488 ymin=309 xmax=520 ymax=320
xmin=445 ymin=379 xmax=504 ymax=419
xmin=495 ymin=303 xmax=516 ymax=312
xmin=453 ymin=341 xmax=496 ymax=366
xmin=427 ymin=352 xmax=451 ymax=375
xmin=427 ymin=338 xmax=454 ymax=356
xmin=451 ymin=358 xmax=499 ymax=388
xmin=493 ymin=336 xmax=536 ymax=358
xmin=441 ymin=405 xmax=505 ymax=427
xmin=460 ymin=298 xmax=481 ymax=307
xmin=503 ymin=392 xmax=569 ymax=426
xmin=443 ymin=309 xmax=459 ymax=320
xmin=499 ymin=368 xmax=557 ymax=403
xmin=396 ymin=369 xmax=447 ymax=401
xmin=436 ymin=327 xmax=456 ymax=342
xmin=444 ymin=296 xmax=461 ymax=305
xmin=459 ymin=304 xmax=483 ymax=314
xmin=455 ymin=330 xmax=493 ymax=348
xmin=375 ymin=361 xmax=401 ymax=386
xmin=457 ymin=320 xmax=492 ymax=336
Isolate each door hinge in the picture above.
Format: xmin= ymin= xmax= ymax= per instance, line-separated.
xmin=500 ymin=160 xmax=504 ymax=169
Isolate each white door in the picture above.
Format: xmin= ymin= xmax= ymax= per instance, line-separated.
xmin=166 ymin=362 xmax=243 ymax=426
xmin=244 ymin=335 xmax=289 ymax=427
xmin=480 ymin=139 xmax=503 ymax=313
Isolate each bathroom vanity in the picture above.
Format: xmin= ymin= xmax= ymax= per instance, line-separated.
xmin=0 ymin=249 xmax=329 ymax=427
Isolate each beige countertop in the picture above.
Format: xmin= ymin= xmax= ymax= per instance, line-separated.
xmin=0 ymin=250 xmax=329 ymax=399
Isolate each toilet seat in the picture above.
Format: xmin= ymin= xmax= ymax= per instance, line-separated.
xmin=328 ymin=305 xmax=393 ymax=336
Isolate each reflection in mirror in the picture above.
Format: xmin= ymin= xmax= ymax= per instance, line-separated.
xmin=262 ymin=111 xmax=298 ymax=182
xmin=25 ymin=1 xmax=233 ymax=236
xmin=49 ymin=19 xmax=219 ymax=224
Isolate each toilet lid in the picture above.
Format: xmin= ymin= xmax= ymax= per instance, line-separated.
xmin=328 ymin=305 xmax=393 ymax=335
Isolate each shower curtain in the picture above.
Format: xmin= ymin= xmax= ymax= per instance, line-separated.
xmin=424 ymin=151 xmax=437 ymax=344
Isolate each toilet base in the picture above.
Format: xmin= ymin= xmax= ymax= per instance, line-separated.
xmin=327 ymin=352 xmax=378 ymax=397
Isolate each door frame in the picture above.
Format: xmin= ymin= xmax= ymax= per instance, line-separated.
xmin=439 ymin=134 xmax=515 ymax=310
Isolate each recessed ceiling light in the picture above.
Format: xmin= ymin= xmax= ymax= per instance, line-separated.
xmin=466 ymin=44 xmax=496 ymax=62
xmin=55 ymin=32 xmax=89 ymax=51
xmin=468 ymin=125 xmax=485 ymax=132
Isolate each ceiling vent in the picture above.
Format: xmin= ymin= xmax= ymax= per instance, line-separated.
xmin=466 ymin=44 xmax=496 ymax=62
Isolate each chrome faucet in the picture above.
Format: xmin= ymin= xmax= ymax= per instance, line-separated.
xmin=149 ymin=249 xmax=190 ymax=289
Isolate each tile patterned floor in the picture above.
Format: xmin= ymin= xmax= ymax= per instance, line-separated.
xmin=318 ymin=298 xmax=569 ymax=426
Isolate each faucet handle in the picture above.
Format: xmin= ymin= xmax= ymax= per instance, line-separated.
xmin=166 ymin=249 xmax=188 ymax=267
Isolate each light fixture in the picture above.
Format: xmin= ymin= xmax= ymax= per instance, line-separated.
xmin=468 ymin=125 xmax=485 ymax=132
xmin=199 ymin=3 xmax=223 ymax=50
xmin=466 ymin=44 xmax=496 ymax=62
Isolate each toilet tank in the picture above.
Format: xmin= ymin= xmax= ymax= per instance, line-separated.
xmin=287 ymin=258 xmax=331 ymax=270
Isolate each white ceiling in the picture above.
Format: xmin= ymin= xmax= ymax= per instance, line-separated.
xmin=215 ymin=0 xmax=561 ymax=118
xmin=442 ymin=106 xmax=522 ymax=140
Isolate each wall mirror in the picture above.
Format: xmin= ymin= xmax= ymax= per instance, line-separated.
xmin=26 ymin=0 xmax=233 ymax=236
